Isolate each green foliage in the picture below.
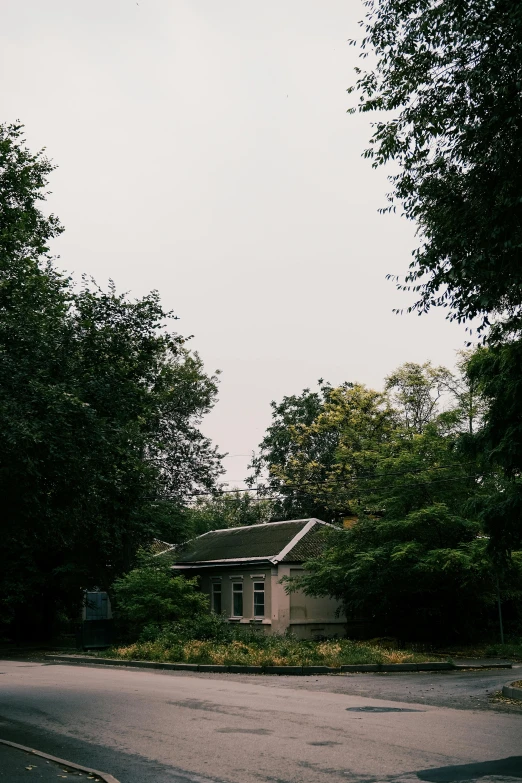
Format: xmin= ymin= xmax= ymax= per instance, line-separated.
xmin=385 ymin=362 xmax=453 ymax=434
xmin=291 ymin=509 xmax=502 ymax=642
xmin=287 ymin=408 xmax=522 ymax=641
xmin=185 ymin=490 xmax=274 ymax=536
xmin=249 ymin=381 xmax=345 ymax=521
xmin=467 ymin=344 xmax=522 ymax=478
xmin=111 ymin=556 xmax=209 ymax=640
xmin=350 ymin=0 xmax=522 ymax=336
xmin=251 ymin=364 xmax=477 ymax=521
xmin=462 ymin=343 xmax=522 ymax=552
xmin=107 ymin=634 xmax=440 ymax=667
xmin=0 ymin=121 xmax=63 ymax=262
xmin=351 ymin=1 xmax=522 ymax=552
xmin=256 ymin=361 xmax=522 ymax=641
xmin=139 ymin=611 xmax=236 ymax=644
xmin=250 ymin=381 xmax=395 ymax=523
xmin=483 ymin=639 xmax=522 ymax=660
xmin=0 ymin=124 xmax=222 ymax=639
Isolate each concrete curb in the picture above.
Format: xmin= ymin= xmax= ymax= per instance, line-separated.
xmin=0 ymin=738 xmax=120 ymax=783
xmin=46 ymin=654 xmax=512 ymax=674
xmin=453 ymin=663 xmax=513 ymax=670
xmin=502 ymin=682 xmax=522 ymax=700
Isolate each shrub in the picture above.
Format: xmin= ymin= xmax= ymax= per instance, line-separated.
xmin=111 ymin=556 xmax=209 ymax=640
xmin=107 ymin=631 xmax=441 ymax=667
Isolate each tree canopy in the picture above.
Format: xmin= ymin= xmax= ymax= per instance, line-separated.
xmin=184 ymin=491 xmax=274 ymax=537
xmin=351 ymin=0 xmax=522 ymax=336
xmin=0 ymin=123 xmax=222 ymax=639
xmin=258 ymin=362 xmax=522 ymax=640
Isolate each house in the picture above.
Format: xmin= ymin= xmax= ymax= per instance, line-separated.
xmin=169 ymin=518 xmax=346 ymax=639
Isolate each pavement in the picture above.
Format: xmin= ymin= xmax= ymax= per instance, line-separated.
xmin=0 ymin=743 xmax=87 ymax=781
xmin=0 ymin=658 xmax=521 ymax=783
xmin=196 ymin=660 xmax=521 ymax=713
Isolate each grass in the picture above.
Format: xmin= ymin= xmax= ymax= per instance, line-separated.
xmin=101 ymin=636 xmax=445 ymax=668
xmin=435 ymin=640 xmax=522 ymax=662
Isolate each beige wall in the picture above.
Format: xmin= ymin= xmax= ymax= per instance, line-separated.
xmin=195 ymin=566 xmax=272 ymax=630
xmin=181 ymin=563 xmax=345 ymax=639
xmin=274 ymin=565 xmax=345 ymax=639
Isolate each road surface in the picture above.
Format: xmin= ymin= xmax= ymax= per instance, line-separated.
xmin=0 ymin=659 xmax=520 ymax=783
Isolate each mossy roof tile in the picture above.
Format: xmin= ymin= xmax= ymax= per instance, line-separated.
xmin=173 ymin=519 xmax=315 ymax=564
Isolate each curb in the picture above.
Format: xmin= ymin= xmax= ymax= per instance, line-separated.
xmin=0 ymin=738 xmax=120 ymax=783
xmin=46 ymin=654 xmax=512 ymax=674
xmin=453 ymin=663 xmax=513 ymax=670
xmin=502 ymin=682 xmax=522 ymax=700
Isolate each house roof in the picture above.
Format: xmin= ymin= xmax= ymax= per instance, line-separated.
xmin=150 ymin=539 xmax=176 ymax=556
xmin=280 ymin=524 xmax=329 ymax=562
xmin=170 ymin=518 xmax=330 ymax=568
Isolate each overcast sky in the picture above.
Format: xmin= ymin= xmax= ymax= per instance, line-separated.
xmin=2 ymin=1 xmax=469 ymax=487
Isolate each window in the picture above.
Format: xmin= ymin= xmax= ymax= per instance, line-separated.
xmin=212 ymin=583 xmax=222 ymax=614
xmin=232 ymin=582 xmax=243 ymax=617
xmin=253 ymin=582 xmax=265 ymax=618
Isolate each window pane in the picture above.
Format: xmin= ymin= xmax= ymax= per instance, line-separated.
xmin=232 ymin=584 xmax=243 ymax=616
xmin=253 ymin=583 xmax=265 ymax=617
xmin=212 ymin=586 xmax=222 ymax=614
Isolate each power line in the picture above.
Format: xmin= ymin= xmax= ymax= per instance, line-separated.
xmin=251 ymin=459 xmax=482 ymax=489
xmin=152 ymin=469 xmax=496 ymax=502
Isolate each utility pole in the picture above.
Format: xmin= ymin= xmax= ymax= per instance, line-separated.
xmin=495 ymin=573 xmax=505 ymax=645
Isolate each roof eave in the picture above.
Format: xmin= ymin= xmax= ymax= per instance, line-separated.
xmin=170 ymin=556 xmax=275 ymax=570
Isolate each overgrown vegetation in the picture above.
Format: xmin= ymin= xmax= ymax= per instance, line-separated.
xmin=106 ymin=630 xmax=440 ymax=668
xmin=437 ymin=640 xmax=522 ymax=662
xmin=253 ymin=364 xmax=522 ymax=642
xmin=0 ymin=123 xmax=222 ymax=641
xmin=111 ymin=555 xmax=210 ymax=641
xmin=184 ymin=491 xmax=275 ymax=536
xmin=5 ymin=30 xmax=522 ymax=652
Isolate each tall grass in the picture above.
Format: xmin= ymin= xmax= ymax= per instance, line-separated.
xmin=105 ymin=634 xmax=440 ymax=667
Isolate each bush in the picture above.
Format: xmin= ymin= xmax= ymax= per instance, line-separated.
xmin=106 ymin=628 xmax=442 ymax=667
xmin=111 ymin=556 xmax=209 ymax=640
xmin=139 ymin=612 xmax=234 ymax=644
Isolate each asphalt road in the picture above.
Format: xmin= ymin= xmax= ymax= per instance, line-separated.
xmin=0 ymin=659 xmax=521 ymax=783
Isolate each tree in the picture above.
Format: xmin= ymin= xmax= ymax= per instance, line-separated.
xmin=293 ymin=509 xmax=505 ymax=643
xmin=185 ymin=491 xmax=274 ymax=537
xmin=0 ymin=122 xmax=73 ymax=635
xmin=385 ymin=362 xmax=453 ymax=434
xmin=249 ymin=381 xmax=346 ymax=522
xmin=464 ymin=343 xmax=522 ymax=553
xmin=441 ymin=351 xmax=487 ymax=436
xmin=273 ymin=364 xmax=521 ymax=641
xmin=250 ymin=367 xmax=474 ymax=523
xmin=351 ymin=1 xmax=522 ymax=336
xmin=111 ymin=555 xmax=209 ymax=640
xmin=288 ymin=417 xmax=518 ymax=642
xmin=0 ymin=124 xmax=222 ymax=639
xmin=250 ymin=382 xmax=397 ymax=523
xmin=0 ymin=121 xmax=63 ymax=265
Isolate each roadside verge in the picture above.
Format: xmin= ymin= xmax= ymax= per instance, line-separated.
xmin=0 ymin=739 xmax=120 ymax=783
xmin=45 ymin=654 xmax=512 ymax=675
xmin=502 ymin=681 xmax=522 ymax=700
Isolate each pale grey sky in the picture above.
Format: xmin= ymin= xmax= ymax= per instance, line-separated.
xmin=2 ymin=1 xmax=468 ymax=486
